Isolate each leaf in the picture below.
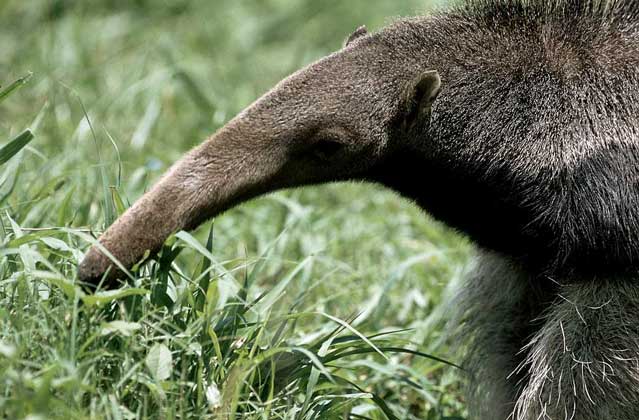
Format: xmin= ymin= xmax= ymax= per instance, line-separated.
xmin=76 ymin=96 xmax=114 ymax=226
xmin=0 ymin=157 xmax=20 ymax=206
xmin=110 ymin=186 xmax=127 ymax=216
xmin=0 ymin=129 xmax=34 ymax=166
xmin=0 ymin=72 xmax=32 ymax=103
xmin=82 ymin=288 xmax=149 ymax=307
xmin=35 ymin=270 xmax=85 ymax=300
xmin=218 ymin=357 xmax=245 ymax=420
xmin=316 ymin=312 xmax=388 ymax=360
xmin=5 ymin=232 xmax=44 ymax=248
xmin=40 ymin=237 xmax=74 ymax=252
xmin=146 ymin=343 xmax=173 ymax=381
xmin=175 ymin=230 xmax=218 ymax=264
xmin=100 ymin=321 xmax=142 ymax=337
xmin=326 ymin=346 xmax=463 ymax=370
xmin=130 ymin=96 xmax=161 ymax=149
xmin=57 ymin=186 xmax=76 ymax=226
xmin=195 ymin=225 xmax=214 ymax=312
xmin=251 ymin=256 xmax=310 ymax=316
xmin=301 ymin=336 xmax=335 ymax=416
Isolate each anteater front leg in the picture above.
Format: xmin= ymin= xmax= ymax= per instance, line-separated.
xmin=513 ymin=279 xmax=639 ymax=420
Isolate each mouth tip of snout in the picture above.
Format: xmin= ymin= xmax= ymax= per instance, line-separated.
xmin=77 ymin=249 xmax=122 ymax=291
xmin=77 ymin=261 xmax=105 ymax=291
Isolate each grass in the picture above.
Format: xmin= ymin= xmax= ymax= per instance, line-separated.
xmin=1 ymin=1 xmax=472 ymax=418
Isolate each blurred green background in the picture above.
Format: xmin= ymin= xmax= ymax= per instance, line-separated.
xmin=1 ymin=0 xmax=471 ymax=419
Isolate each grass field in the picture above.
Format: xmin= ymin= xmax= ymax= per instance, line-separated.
xmin=1 ymin=1 xmax=472 ymax=418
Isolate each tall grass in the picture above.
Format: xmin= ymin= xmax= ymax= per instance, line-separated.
xmin=1 ymin=1 xmax=471 ymax=418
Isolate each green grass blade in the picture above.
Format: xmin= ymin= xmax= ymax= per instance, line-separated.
xmin=195 ymin=225 xmax=215 ymax=311
xmin=73 ymin=93 xmax=114 ymax=226
xmin=0 ymin=72 xmax=32 ymax=103
xmin=316 ymin=312 xmax=388 ymax=360
xmin=0 ymin=129 xmax=34 ymax=166
xmin=324 ymin=346 xmax=463 ymax=370
xmin=110 ymin=186 xmax=127 ymax=216
xmin=82 ymin=288 xmax=149 ymax=307
xmin=0 ymin=158 xmax=21 ymax=206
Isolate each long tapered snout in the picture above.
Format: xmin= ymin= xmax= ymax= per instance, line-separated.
xmin=77 ymin=114 xmax=294 ymax=287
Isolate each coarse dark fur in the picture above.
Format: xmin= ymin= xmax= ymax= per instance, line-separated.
xmin=79 ymin=1 xmax=639 ymax=418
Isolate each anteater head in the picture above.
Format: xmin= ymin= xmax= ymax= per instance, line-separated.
xmin=78 ymin=26 xmax=442 ymax=288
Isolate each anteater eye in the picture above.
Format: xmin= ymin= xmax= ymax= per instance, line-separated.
xmin=311 ymin=138 xmax=344 ymax=161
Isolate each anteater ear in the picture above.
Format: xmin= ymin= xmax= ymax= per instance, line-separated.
xmin=344 ymin=25 xmax=368 ymax=47
xmin=404 ymin=70 xmax=441 ymax=128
